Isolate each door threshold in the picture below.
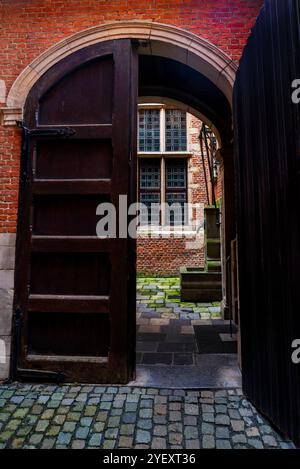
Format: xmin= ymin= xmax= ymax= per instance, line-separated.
xmin=129 ymin=354 xmax=241 ymax=389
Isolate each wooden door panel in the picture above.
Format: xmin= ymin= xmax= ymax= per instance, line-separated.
xmin=35 ymin=139 xmax=113 ymax=179
xmin=28 ymin=313 xmax=110 ymax=357
xmin=30 ymin=252 xmax=111 ymax=296
xmin=13 ymin=40 xmax=138 ymax=384
xmin=39 ymin=57 xmax=114 ymax=125
xmin=33 ymin=194 xmax=110 ymax=236
xmin=234 ymin=0 xmax=300 ymax=446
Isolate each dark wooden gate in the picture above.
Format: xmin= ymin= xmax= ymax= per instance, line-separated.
xmin=234 ymin=0 xmax=300 ymax=445
xmin=12 ymin=40 xmax=137 ymax=384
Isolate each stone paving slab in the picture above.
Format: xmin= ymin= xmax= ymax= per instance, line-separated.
xmin=133 ymin=357 xmax=241 ymax=389
xmin=136 ymin=277 xmax=225 ymax=366
xmin=0 ymin=384 xmax=294 ymax=449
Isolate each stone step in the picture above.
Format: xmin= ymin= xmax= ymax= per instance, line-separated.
xmin=206 ymin=238 xmax=221 ymax=244
xmin=180 ymin=268 xmax=222 ymax=302
xmin=181 ymin=271 xmax=221 ymax=283
xmin=181 ymin=280 xmax=222 ymax=290
xmin=183 ymin=267 xmax=205 ymax=273
xmin=207 ymin=260 xmax=222 ymax=272
xmin=205 ymin=207 xmax=220 ymax=239
xmin=181 ymin=288 xmax=222 ymax=302
xmin=206 ymin=239 xmax=221 ymax=259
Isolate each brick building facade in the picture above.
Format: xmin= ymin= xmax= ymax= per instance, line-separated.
xmin=0 ymin=1 xmax=263 ymax=380
xmin=0 ymin=0 xmax=263 ymax=234
xmin=136 ymin=112 xmax=213 ymax=276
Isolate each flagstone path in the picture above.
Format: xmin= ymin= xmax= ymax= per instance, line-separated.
xmin=136 ymin=277 xmax=225 ymax=366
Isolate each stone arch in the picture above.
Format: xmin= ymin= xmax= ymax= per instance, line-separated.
xmin=1 ymin=21 xmax=237 ymax=125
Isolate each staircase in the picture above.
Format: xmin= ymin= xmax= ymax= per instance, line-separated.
xmin=180 ymin=207 xmax=222 ymax=302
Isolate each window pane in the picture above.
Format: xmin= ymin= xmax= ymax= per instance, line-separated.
xmin=165 ymin=110 xmax=187 ymax=151
xmin=139 ymin=159 xmax=160 ymax=189
xmin=166 ymin=192 xmax=187 ymax=226
xmin=140 ymin=193 xmax=161 ymax=225
xmin=138 ymin=109 xmax=160 ymax=152
xmin=166 ymin=159 xmax=187 ymax=188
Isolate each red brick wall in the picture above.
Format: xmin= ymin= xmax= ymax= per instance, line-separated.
xmin=0 ymin=0 xmax=263 ymax=93
xmin=0 ymin=128 xmax=21 ymax=233
xmin=214 ymin=160 xmax=224 ymax=204
xmin=188 ymin=115 xmax=211 ymax=208
xmin=137 ymin=237 xmax=205 ymax=276
xmin=0 ymin=0 xmax=263 ymax=234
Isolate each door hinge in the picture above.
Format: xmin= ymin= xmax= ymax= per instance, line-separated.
xmin=16 ymin=122 xmax=76 ymax=138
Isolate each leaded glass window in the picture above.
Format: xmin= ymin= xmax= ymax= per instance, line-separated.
xmin=165 ymin=110 xmax=187 ymax=151
xmin=165 ymin=159 xmax=188 ymax=226
xmin=138 ymin=109 xmax=160 ymax=152
xmin=138 ymin=106 xmax=189 ymax=227
xmin=140 ymin=159 xmax=160 ymax=189
xmin=166 ymin=159 xmax=187 ymax=188
xmin=140 ymin=193 xmax=161 ymax=225
xmin=139 ymin=159 xmax=161 ymax=225
xmin=138 ymin=158 xmax=188 ymax=226
xmin=166 ymin=192 xmax=187 ymax=226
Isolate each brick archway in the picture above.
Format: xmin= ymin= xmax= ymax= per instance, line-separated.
xmin=1 ymin=21 xmax=236 ymax=125
xmin=0 ymin=22 xmax=237 ymax=381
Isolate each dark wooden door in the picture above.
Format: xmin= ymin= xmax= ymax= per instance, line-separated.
xmin=234 ymin=1 xmax=300 ymax=446
xmin=12 ymin=40 xmax=138 ymax=384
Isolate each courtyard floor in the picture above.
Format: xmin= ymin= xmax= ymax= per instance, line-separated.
xmin=136 ymin=277 xmax=224 ymax=367
xmin=0 ymin=277 xmax=294 ymax=449
xmin=136 ymin=277 xmax=222 ymax=321
xmin=0 ymin=384 xmax=294 ymax=449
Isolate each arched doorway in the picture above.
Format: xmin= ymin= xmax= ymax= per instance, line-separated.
xmin=8 ymin=24 xmax=236 ymax=384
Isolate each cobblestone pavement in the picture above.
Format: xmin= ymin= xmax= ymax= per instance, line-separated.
xmin=0 ymin=384 xmax=294 ymax=449
xmin=136 ymin=277 xmax=236 ymax=366
xmin=136 ymin=277 xmax=222 ymax=321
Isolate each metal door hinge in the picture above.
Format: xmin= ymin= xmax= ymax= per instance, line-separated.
xmin=16 ymin=121 xmax=76 ymax=138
